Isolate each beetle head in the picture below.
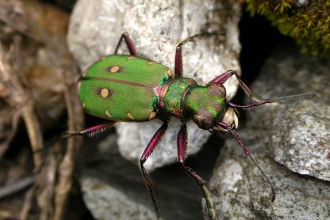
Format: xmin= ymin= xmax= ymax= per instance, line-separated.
xmin=184 ymin=83 xmax=238 ymax=131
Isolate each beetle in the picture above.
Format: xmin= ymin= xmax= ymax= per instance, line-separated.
xmin=68 ymin=32 xmax=315 ymax=219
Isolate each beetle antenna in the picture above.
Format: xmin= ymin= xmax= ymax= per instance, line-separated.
xmin=247 ymin=153 xmax=276 ymax=201
xmin=229 ymin=93 xmax=315 ymax=110
xmin=272 ymin=93 xmax=315 ymax=102
xmin=217 ymin=122 xmax=275 ymax=201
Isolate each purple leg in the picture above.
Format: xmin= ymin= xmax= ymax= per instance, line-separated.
xmin=65 ymin=121 xmax=116 ymax=138
xmin=174 ymin=39 xmax=190 ymax=78
xmin=217 ymin=121 xmax=276 ymax=201
xmin=114 ymin=32 xmax=137 ymax=56
xmin=140 ymin=121 xmax=168 ymax=219
xmin=177 ymin=124 xmax=215 ymax=219
xmin=211 ymin=70 xmax=265 ymax=103
xmin=174 ymin=34 xmax=206 ymax=79
xmin=174 ymin=33 xmax=222 ymax=79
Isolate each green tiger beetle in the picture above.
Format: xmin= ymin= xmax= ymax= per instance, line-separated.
xmin=66 ymin=32 xmax=315 ymax=219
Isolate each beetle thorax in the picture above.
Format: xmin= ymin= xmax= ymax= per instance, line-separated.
xmin=183 ymin=83 xmax=229 ymax=130
xmin=161 ymin=77 xmax=197 ymax=118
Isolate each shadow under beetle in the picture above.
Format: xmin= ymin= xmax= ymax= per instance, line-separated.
xmin=68 ymin=33 xmax=315 ymax=219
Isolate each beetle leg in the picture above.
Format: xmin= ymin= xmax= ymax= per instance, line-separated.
xmin=174 ymin=40 xmax=188 ymax=78
xmin=174 ymin=35 xmax=200 ymax=79
xmin=140 ymin=121 xmax=168 ymax=219
xmin=114 ymin=32 xmax=137 ymax=56
xmin=211 ymin=70 xmax=265 ymax=103
xmin=65 ymin=121 xmax=117 ymax=138
xmin=177 ymin=123 xmax=215 ymax=219
xmin=217 ymin=121 xmax=276 ymax=202
xmin=174 ymin=33 xmax=221 ymax=79
xmin=38 ymin=121 xmax=116 ymax=151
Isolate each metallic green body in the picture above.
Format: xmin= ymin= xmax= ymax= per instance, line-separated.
xmin=163 ymin=78 xmax=197 ymax=117
xmin=77 ymin=55 xmax=228 ymax=126
xmin=77 ymin=55 xmax=171 ymax=121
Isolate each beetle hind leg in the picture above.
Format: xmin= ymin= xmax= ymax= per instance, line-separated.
xmin=65 ymin=121 xmax=117 ymax=138
xmin=177 ymin=124 xmax=215 ymax=219
xmin=114 ymin=32 xmax=137 ymax=56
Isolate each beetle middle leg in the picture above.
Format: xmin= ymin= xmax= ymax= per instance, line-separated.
xmin=140 ymin=121 xmax=169 ymax=219
xmin=177 ymin=123 xmax=215 ymax=219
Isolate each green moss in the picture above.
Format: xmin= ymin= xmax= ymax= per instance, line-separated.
xmin=246 ymin=0 xmax=330 ymax=56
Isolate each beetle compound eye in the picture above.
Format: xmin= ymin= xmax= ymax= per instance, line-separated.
xmin=193 ymin=113 xmax=215 ymax=130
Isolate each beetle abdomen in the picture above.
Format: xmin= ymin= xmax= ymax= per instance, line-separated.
xmin=77 ymin=55 xmax=172 ymax=121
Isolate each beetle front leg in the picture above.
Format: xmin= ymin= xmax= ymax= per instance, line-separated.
xmin=114 ymin=32 xmax=137 ymax=56
xmin=140 ymin=121 xmax=168 ymax=220
xmin=211 ymin=70 xmax=265 ymax=102
xmin=177 ymin=124 xmax=215 ymax=219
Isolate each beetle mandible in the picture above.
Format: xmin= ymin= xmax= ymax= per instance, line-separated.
xmin=70 ymin=33 xmax=315 ymax=219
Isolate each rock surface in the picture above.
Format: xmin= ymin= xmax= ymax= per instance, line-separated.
xmin=207 ymin=42 xmax=330 ymax=219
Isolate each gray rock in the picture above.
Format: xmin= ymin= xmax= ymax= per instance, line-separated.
xmin=81 ymin=175 xmax=155 ymax=220
xmin=248 ymin=42 xmax=330 ymax=182
xmin=81 ymin=133 xmax=220 ymax=220
xmin=67 ymin=0 xmax=242 ymax=171
xmin=269 ymin=103 xmax=330 ymax=181
xmin=207 ymin=43 xmax=330 ymax=219
xmin=81 ymin=135 xmax=155 ymax=220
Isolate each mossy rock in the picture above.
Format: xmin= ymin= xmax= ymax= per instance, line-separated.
xmin=246 ymin=0 xmax=330 ymax=56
